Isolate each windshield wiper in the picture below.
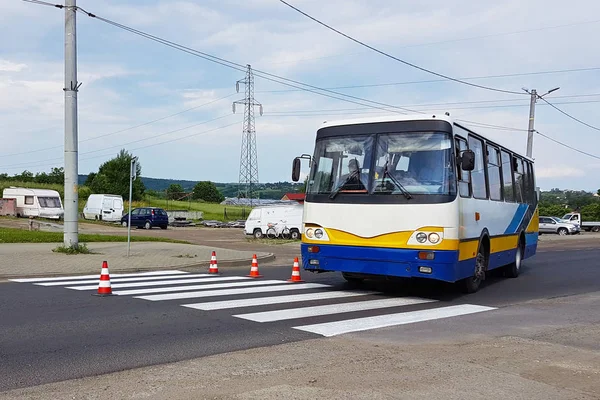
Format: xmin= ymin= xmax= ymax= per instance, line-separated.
xmin=375 ymin=161 xmax=412 ymax=199
xmin=329 ymin=170 xmax=360 ymax=199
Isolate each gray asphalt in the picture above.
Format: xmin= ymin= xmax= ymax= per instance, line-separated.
xmin=1 ymin=248 xmax=599 ymax=392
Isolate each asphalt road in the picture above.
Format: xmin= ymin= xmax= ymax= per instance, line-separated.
xmin=1 ymin=247 xmax=600 ymax=392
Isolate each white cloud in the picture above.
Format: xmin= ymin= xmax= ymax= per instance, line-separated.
xmin=0 ymin=60 xmax=27 ymax=72
xmin=536 ymin=166 xmax=586 ymax=178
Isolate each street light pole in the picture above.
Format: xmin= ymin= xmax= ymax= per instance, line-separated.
xmin=524 ymin=87 xmax=560 ymax=158
xmin=526 ymin=89 xmax=537 ymax=158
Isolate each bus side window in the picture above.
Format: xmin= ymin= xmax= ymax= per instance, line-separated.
xmin=486 ymin=145 xmax=502 ymax=201
xmin=513 ymin=156 xmax=524 ymax=203
xmin=455 ymin=137 xmax=470 ymax=197
xmin=501 ymin=150 xmax=514 ymax=202
xmin=468 ymin=136 xmax=487 ymax=200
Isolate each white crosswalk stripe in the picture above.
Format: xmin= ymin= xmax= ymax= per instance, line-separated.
xmin=9 ymin=270 xmax=188 ymax=283
xmin=36 ymin=273 xmax=210 ymax=287
xmin=113 ymin=279 xmax=288 ymax=296
xmin=134 ymin=282 xmax=330 ymax=302
xmin=292 ymin=305 xmax=497 ymax=337
xmin=183 ymin=290 xmax=374 ymax=311
xmin=66 ymin=276 xmax=250 ymax=291
xmin=233 ymin=297 xmax=438 ymax=322
xmin=10 ymin=270 xmax=497 ymax=337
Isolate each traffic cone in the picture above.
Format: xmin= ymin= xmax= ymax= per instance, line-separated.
xmin=93 ymin=261 xmax=114 ymax=296
xmin=287 ymin=257 xmax=304 ymax=282
xmin=247 ymin=254 xmax=263 ymax=278
xmin=208 ymin=251 xmax=219 ymax=274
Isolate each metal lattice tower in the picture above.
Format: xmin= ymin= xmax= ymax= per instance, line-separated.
xmin=233 ymin=64 xmax=263 ymax=205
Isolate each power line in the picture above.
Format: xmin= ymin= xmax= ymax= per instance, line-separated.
xmin=21 ymin=0 xmax=63 ymax=8
xmin=537 ymin=97 xmax=600 ymax=132
xmin=0 ymin=93 xmax=236 ymax=158
xmin=278 ymin=0 xmax=527 ymax=96
xmin=258 ymin=68 xmax=600 ymax=93
xmin=267 ymin=21 xmax=600 ymax=66
xmin=0 ymin=114 xmax=235 ymax=169
xmin=535 ymin=130 xmax=600 ymax=160
xmin=73 ymin=7 xmax=417 ymax=114
xmin=0 ymin=120 xmax=241 ymax=172
xmin=266 ymin=99 xmax=600 ymax=115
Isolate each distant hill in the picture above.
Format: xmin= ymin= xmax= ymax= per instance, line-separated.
xmin=77 ymin=175 xmax=303 ymax=200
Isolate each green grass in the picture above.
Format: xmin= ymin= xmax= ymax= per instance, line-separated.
xmin=142 ymin=197 xmax=249 ymax=221
xmin=52 ymin=243 xmax=94 ymax=255
xmin=0 ymin=227 xmax=189 ymax=244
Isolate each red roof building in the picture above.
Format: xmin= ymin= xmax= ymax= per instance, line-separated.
xmin=281 ymin=193 xmax=305 ymax=203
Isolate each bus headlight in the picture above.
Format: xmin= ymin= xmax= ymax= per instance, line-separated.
xmin=416 ymin=232 xmax=428 ymax=243
xmin=428 ymin=233 xmax=440 ymax=244
xmin=306 ymin=228 xmax=314 ymax=238
xmin=314 ymin=229 xmax=324 ymax=239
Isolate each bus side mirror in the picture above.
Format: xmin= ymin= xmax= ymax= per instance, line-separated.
xmin=292 ymin=157 xmax=301 ymax=182
xmin=461 ymin=150 xmax=475 ymax=171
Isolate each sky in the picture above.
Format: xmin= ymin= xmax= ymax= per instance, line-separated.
xmin=1 ymin=0 xmax=599 ymax=191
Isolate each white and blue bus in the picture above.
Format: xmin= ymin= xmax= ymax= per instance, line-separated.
xmin=292 ymin=114 xmax=538 ymax=293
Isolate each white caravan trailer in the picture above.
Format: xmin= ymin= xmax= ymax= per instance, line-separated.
xmin=244 ymin=203 xmax=303 ymax=239
xmin=82 ymin=194 xmax=124 ymax=222
xmin=2 ymin=187 xmax=64 ymax=220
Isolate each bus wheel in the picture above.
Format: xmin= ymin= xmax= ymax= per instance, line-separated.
xmin=504 ymin=237 xmax=524 ymax=278
xmin=461 ymin=242 xmax=487 ymax=294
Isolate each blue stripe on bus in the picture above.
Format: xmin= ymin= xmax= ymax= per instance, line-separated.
xmin=504 ymin=203 xmax=529 ymax=234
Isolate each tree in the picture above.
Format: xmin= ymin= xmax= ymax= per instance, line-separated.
xmin=597 ymin=188 xmax=600 ymax=197
xmin=167 ymin=184 xmax=185 ymax=200
xmin=192 ymin=181 xmax=224 ymax=203
xmin=48 ymin=167 xmax=64 ymax=184
xmin=298 ymin=176 xmax=309 ymax=193
xmin=88 ymin=149 xmax=145 ymax=200
xmin=84 ymin=172 xmax=97 ymax=187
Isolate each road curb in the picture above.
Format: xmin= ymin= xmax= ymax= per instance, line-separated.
xmin=0 ymin=253 xmax=276 ymax=281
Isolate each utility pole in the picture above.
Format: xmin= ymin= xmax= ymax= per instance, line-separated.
xmin=233 ymin=65 xmax=263 ymax=208
xmin=524 ymin=87 xmax=560 ymax=159
xmin=64 ymin=0 xmax=81 ymax=248
xmin=526 ymin=89 xmax=537 ymax=158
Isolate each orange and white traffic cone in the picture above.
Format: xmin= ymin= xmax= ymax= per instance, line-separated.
xmin=247 ymin=254 xmax=263 ymax=278
xmin=93 ymin=261 xmax=114 ymax=296
xmin=208 ymin=251 xmax=219 ymax=274
xmin=287 ymin=257 xmax=304 ymax=282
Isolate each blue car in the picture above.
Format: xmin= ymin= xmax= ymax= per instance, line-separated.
xmin=121 ymin=207 xmax=169 ymax=230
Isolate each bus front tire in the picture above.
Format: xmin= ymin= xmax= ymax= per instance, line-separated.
xmin=460 ymin=241 xmax=488 ymax=294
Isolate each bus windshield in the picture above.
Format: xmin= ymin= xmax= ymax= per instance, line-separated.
xmin=307 ymin=131 xmax=456 ymax=202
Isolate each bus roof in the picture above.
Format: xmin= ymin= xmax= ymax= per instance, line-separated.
xmin=318 ymin=113 xmax=533 ymax=162
xmin=320 ymin=113 xmax=453 ymax=129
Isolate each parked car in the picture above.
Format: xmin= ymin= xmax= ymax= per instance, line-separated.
xmin=539 ymin=216 xmax=580 ymax=236
xmin=121 ymin=207 xmax=169 ymax=230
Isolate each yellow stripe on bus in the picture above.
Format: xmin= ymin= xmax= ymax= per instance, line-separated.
xmin=303 ymin=228 xmax=459 ymax=251
xmin=459 ymin=235 xmax=519 ymax=261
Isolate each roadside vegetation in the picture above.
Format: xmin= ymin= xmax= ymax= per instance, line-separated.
xmin=539 ymin=189 xmax=600 ymax=220
xmin=52 ymin=243 xmax=94 ymax=255
xmin=0 ymin=227 xmax=189 ymax=244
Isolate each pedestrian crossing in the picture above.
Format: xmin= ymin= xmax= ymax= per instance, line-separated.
xmin=9 ymin=270 xmax=497 ymax=337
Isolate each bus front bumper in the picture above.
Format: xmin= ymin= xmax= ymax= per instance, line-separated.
xmin=301 ymin=243 xmax=461 ymax=283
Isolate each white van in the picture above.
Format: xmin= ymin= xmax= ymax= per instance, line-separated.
xmin=83 ymin=194 xmax=124 ymax=222
xmin=244 ymin=204 xmax=303 ymax=239
xmin=2 ymin=187 xmax=64 ymax=220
